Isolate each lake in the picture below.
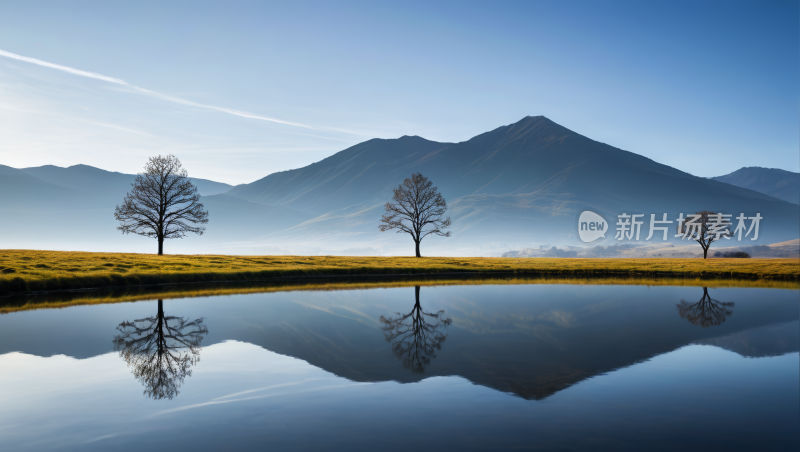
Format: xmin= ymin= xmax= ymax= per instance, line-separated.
xmin=0 ymin=282 xmax=798 ymax=451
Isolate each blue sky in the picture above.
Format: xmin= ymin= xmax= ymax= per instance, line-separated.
xmin=0 ymin=0 xmax=797 ymax=184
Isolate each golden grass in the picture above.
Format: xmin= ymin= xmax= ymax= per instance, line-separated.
xmin=1 ymin=275 xmax=797 ymax=315
xmin=0 ymin=249 xmax=797 ymax=296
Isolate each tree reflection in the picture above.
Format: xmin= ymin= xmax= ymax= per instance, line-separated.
xmin=113 ymin=299 xmax=208 ymax=399
xmin=676 ymin=287 xmax=735 ymax=328
xmin=380 ymin=286 xmax=452 ymax=373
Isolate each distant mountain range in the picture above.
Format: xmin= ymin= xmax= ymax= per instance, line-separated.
xmin=0 ymin=163 xmax=232 ymax=198
xmin=710 ymin=167 xmax=799 ymax=205
xmin=1 ymin=116 xmax=797 ymax=255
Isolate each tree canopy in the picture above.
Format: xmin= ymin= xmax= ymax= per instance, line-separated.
xmin=676 ymin=287 xmax=735 ymax=328
xmin=113 ymin=299 xmax=208 ymax=400
xmin=115 ymin=154 xmax=208 ymax=255
xmin=675 ymin=211 xmax=731 ymax=259
xmin=379 ymin=286 xmax=452 ymax=373
xmin=379 ymin=172 xmax=451 ymax=257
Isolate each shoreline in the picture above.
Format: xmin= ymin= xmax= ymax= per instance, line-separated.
xmin=1 ymin=250 xmax=798 ymax=296
xmin=2 ymin=272 xmax=798 ymax=315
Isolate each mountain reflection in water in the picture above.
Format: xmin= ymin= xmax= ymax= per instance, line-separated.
xmin=113 ymin=299 xmax=208 ymax=400
xmin=0 ymin=283 xmax=798 ymax=451
xmin=0 ymin=284 xmax=796 ymax=402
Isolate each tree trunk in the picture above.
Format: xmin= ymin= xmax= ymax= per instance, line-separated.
xmin=415 ymin=240 xmax=421 ymax=258
xmin=412 ymin=286 xmax=422 ymax=323
xmin=156 ymin=299 xmax=164 ymax=357
xmin=703 ymin=247 xmax=708 ymax=259
xmin=158 ymin=238 xmax=164 ymax=255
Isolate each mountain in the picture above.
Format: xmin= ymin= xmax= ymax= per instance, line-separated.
xmin=710 ymin=167 xmax=799 ymax=205
xmin=0 ymin=164 xmax=24 ymax=175
xmin=20 ymin=164 xmax=233 ymax=197
xmin=0 ymin=164 xmax=69 ymax=208
xmin=225 ymin=116 xmax=798 ymax=254
xmin=0 ymin=164 xmax=287 ymax=253
xmin=1 ymin=117 xmax=797 ymax=254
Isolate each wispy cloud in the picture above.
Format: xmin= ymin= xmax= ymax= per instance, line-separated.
xmin=0 ymin=48 xmax=320 ymax=131
xmin=0 ymin=103 xmax=159 ymax=138
xmin=0 ymin=49 xmax=127 ymax=84
xmin=131 ymin=86 xmax=315 ymax=129
xmin=144 ymin=382 xmax=372 ymax=418
xmin=210 ymin=378 xmax=328 ymax=401
xmin=80 ymin=433 xmax=119 ymax=444
xmin=69 ymin=117 xmax=162 ymax=138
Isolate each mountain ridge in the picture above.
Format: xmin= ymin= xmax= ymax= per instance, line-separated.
xmin=223 ymin=116 xmax=797 ymax=253
xmin=1 ymin=116 xmax=797 ymax=254
xmin=710 ymin=166 xmax=799 ymax=204
xmin=19 ymin=163 xmax=233 ymax=197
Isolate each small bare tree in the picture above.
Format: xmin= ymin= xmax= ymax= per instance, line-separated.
xmin=113 ymin=300 xmax=208 ymax=400
xmin=379 ymin=286 xmax=452 ymax=373
xmin=676 ymin=287 xmax=734 ymax=328
xmin=115 ymin=155 xmax=208 ymax=255
xmin=675 ymin=210 xmax=731 ymax=259
xmin=379 ymin=172 xmax=451 ymax=257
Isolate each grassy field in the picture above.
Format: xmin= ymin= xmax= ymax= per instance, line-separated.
xmin=0 ymin=249 xmax=797 ymax=296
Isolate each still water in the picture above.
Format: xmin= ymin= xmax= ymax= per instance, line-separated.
xmin=0 ymin=283 xmax=797 ymax=451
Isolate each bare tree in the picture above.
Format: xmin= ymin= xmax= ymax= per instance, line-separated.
xmin=676 ymin=287 xmax=735 ymax=328
xmin=379 ymin=173 xmax=451 ymax=257
xmin=115 ymin=155 xmax=208 ymax=255
xmin=675 ymin=211 xmax=731 ymax=259
xmin=379 ymin=286 xmax=452 ymax=373
xmin=113 ymin=299 xmax=208 ymax=400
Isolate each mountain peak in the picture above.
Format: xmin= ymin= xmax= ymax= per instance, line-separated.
xmin=517 ymin=115 xmax=564 ymax=128
xmin=458 ymin=115 xmax=576 ymax=148
xmin=497 ymin=115 xmax=569 ymax=134
xmin=67 ymin=164 xmax=121 ymax=174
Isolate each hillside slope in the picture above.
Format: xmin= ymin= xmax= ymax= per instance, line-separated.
xmin=227 ymin=116 xmax=798 ymax=254
xmin=710 ymin=167 xmax=799 ymax=204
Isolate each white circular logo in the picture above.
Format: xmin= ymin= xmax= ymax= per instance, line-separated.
xmin=578 ymin=211 xmax=607 ymax=243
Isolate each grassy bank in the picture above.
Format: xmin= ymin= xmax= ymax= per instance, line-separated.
xmin=0 ymin=250 xmax=797 ymax=296
xmin=2 ymin=275 xmax=798 ymax=315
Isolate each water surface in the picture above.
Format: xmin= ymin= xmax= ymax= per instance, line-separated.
xmin=0 ymin=283 xmax=797 ymax=451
